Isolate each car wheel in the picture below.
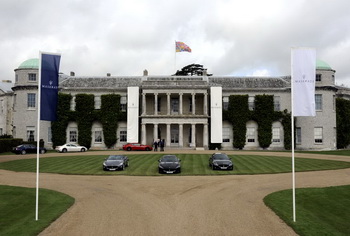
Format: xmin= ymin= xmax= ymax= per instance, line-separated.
xmin=127 ymin=147 xmax=131 ymax=151
xmin=62 ymin=148 xmax=67 ymax=153
xmin=40 ymin=149 xmax=46 ymax=154
xmin=21 ymin=150 xmax=26 ymax=155
xmin=178 ymin=168 xmax=181 ymax=173
xmin=158 ymin=168 xmax=162 ymax=174
xmin=81 ymin=148 xmax=86 ymax=152
xmin=145 ymin=147 xmax=150 ymax=151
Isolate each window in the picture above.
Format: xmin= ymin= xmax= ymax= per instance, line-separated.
xmin=15 ymin=74 xmax=18 ymax=82
xmin=0 ymin=99 xmax=3 ymax=114
xmin=26 ymin=126 xmax=35 ymax=142
xmin=223 ymin=97 xmax=229 ymax=111
xmin=171 ymin=126 xmax=179 ymax=143
xmin=222 ymin=127 xmax=230 ymax=142
xmin=247 ymin=127 xmax=255 ymax=142
xmin=95 ymin=96 xmax=101 ymax=109
xmin=48 ymin=127 xmax=52 ymax=143
xmin=314 ymin=127 xmax=323 ymax=144
xmin=296 ymin=127 xmax=301 ymax=144
xmin=27 ymin=93 xmax=36 ymax=108
xmin=120 ymin=130 xmax=127 ymax=142
xmin=316 ymin=74 xmax=321 ymax=82
xmin=157 ymin=97 xmax=161 ymax=112
xmin=315 ymin=94 xmax=322 ymax=111
xmin=28 ymin=73 xmax=37 ymax=82
xmin=272 ymin=127 xmax=280 ymax=143
xmin=0 ymin=128 xmax=2 ymax=136
xmin=189 ymin=98 xmax=192 ymax=112
xmin=274 ymin=96 xmax=280 ymax=111
xmin=69 ymin=129 xmax=77 ymax=143
xmin=248 ymin=96 xmax=255 ymax=111
xmin=94 ymin=128 xmax=102 ymax=143
xmin=171 ymin=98 xmax=179 ymax=113
xmin=120 ymin=96 xmax=127 ymax=112
xmin=333 ymin=95 xmax=336 ymax=111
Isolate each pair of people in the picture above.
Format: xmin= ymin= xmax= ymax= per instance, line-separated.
xmin=153 ymin=139 xmax=165 ymax=151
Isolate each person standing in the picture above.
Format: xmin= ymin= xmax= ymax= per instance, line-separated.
xmin=153 ymin=140 xmax=158 ymax=151
xmin=160 ymin=139 xmax=165 ymax=151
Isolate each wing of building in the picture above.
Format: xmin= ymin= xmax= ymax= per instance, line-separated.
xmin=2 ymin=58 xmax=349 ymax=150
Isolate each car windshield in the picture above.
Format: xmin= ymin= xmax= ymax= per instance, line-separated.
xmin=108 ymin=155 xmax=123 ymax=160
xmin=213 ymin=154 xmax=229 ymax=160
xmin=161 ymin=156 xmax=178 ymax=162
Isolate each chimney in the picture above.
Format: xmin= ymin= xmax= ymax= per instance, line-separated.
xmin=70 ymin=71 xmax=75 ymax=76
xmin=107 ymin=73 xmax=111 ymax=77
xmin=143 ymin=69 xmax=148 ymax=76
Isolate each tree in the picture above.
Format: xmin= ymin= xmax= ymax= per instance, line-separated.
xmin=173 ymin=64 xmax=212 ymax=76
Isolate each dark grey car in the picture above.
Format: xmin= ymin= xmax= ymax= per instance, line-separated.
xmin=158 ymin=155 xmax=181 ymax=174
xmin=103 ymin=155 xmax=129 ymax=171
xmin=209 ymin=153 xmax=233 ymax=170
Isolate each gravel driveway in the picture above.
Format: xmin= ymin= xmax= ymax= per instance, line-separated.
xmin=0 ymin=150 xmax=349 ymax=236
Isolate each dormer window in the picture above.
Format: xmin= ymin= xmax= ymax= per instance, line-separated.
xmin=316 ymin=74 xmax=321 ymax=82
xmin=28 ymin=73 xmax=37 ymax=82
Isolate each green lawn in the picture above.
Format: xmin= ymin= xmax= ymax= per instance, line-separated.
xmin=297 ymin=149 xmax=350 ymax=156
xmin=0 ymin=153 xmax=349 ymax=175
xmin=0 ymin=185 xmax=74 ymax=236
xmin=264 ymin=185 xmax=350 ymax=236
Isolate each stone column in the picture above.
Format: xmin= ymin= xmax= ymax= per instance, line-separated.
xmin=166 ymin=124 xmax=171 ymax=147
xmin=179 ymin=124 xmax=183 ymax=147
xmin=167 ymin=93 xmax=171 ymax=115
xmin=154 ymin=93 xmax=158 ymax=115
xmin=191 ymin=123 xmax=196 ymax=148
xmin=179 ymin=93 xmax=183 ymax=115
xmin=204 ymin=93 xmax=208 ymax=115
xmin=154 ymin=123 xmax=158 ymax=141
xmin=142 ymin=93 xmax=146 ymax=115
xmin=141 ymin=123 xmax=146 ymax=144
xmin=203 ymin=123 xmax=208 ymax=149
xmin=192 ymin=93 xmax=196 ymax=115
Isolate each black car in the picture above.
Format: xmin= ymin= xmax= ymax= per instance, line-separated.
xmin=12 ymin=144 xmax=47 ymax=155
xmin=103 ymin=155 xmax=129 ymax=171
xmin=158 ymin=155 xmax=181 ymax=174
xmin=209 ymin=153 xmax=233 ymax=170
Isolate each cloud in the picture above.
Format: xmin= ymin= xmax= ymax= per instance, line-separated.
xmin=0 ymin=0 xmax=350 ymax=86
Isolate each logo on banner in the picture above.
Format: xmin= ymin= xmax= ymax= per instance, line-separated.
xmin=294 ymin=74 xmax=314 ymax=83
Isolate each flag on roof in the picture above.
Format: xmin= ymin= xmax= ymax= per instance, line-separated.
xmin=176 ymin=41 xmax=191 ymax=52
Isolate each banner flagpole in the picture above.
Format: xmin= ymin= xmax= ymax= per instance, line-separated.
xmin=291 ymin=61 xmax=296 ymax=222
xmin=290 ymin=47 xmax=316 ymax=223
xmin=35 ymin=52 xmax=43 ymax=221
xmin=35 ymin=52 xmax=61 ymax=221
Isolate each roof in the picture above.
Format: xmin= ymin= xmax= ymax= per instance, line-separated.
xmin=18 ymin=58 xmax=39 ymax=69
xmin=316 ymin=60 xmax=332 ymax=70
xmin=0 ymin=81 xmax=14 ymax=93
xmin=58 ymin=74 xmax=291 ymax=90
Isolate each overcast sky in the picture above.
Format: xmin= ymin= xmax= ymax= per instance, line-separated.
xmin=1 ymin=0 xmax=350 ymax=86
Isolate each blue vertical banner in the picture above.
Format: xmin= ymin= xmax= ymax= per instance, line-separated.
xmin=40 ymin=53 xmax=61 ymax=121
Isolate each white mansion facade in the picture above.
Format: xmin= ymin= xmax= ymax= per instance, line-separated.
xmin=1 ymin=58 xmax=349 ymax=150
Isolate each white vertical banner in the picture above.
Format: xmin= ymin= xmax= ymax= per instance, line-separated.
xmin=290 ymin=47 xmax=316 ymax=223
xmin=291 ymin=48 xmax=316 ymax=117
xmin=210 ymin=87 xmax=222 ymax=143
xmin=127 ymin=87 xmax=139 ymax=143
